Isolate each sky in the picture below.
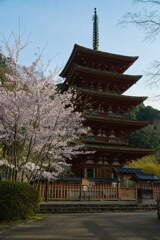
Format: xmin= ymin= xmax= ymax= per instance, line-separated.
xmin=0 ymin=0 xmax=160 ymax=110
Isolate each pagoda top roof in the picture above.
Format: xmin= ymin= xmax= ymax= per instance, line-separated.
xmin=60 ymin=44 xmax=139 ymax=77
xmin=61 ymin=65 xmax=142 ymax=92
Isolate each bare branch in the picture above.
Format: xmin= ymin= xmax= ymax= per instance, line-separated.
xmin=134 ymin=0 xmax=160 ymax=5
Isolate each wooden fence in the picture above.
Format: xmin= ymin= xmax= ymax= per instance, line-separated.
xmin=38 ymin=182 xmax=160 ymax=201
xmin=154 ymin=186 xmax=160 ymax=200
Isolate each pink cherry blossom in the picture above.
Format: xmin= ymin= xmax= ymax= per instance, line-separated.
xmin=0 ymin=33 xmax=88 ymax=182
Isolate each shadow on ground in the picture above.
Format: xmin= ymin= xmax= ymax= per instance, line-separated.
xmin=1 ymin=211 xmax=160 ymax=240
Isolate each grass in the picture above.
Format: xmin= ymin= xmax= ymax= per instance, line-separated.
xmin=0 ymin=213 xmax=44 ymax=231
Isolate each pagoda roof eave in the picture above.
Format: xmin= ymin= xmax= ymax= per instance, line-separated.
xmin=71 ymin=65 xmax=142 ymax=81
xmin=84 ymin=143 xmax=154 ymax=154
xmin=60 ymin=65 xmax=142 ymax=92
xmin=83 ymin=113 xmax=148 ymax=127
xmin=77 ymin=88 xmax=147 ymax=102
xmin=60 ymin=44 xmax=139 ymax=78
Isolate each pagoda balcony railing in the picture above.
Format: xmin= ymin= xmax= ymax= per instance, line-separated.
xmin=106 ymin=112 xmax=124 ymax=119
xmin=84 ymin=110 xmax=124 ymax=119
xmin=82 ymin=87 xmax=117 ymax=96
xmin=82 ymin=136 xmax=128 ymax=145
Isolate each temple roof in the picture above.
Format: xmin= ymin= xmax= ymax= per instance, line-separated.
xmin=113 ymin=167 xmax=143 ymax=174
xmin=131 ymin=173 xmax=159 ymax=181
xmin=60 ymin=44 xmax=139 ymax=77
xmin=84 ymin=113 xmax=148 ymax=128
xmin=113 ymin=168 xmax=159 ymax=182
xmin=61 ymin=65 xmax=142 ymax=92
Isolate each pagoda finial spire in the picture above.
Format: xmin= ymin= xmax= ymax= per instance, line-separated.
xmin=92 ymin=8 xmax=99 ymax=51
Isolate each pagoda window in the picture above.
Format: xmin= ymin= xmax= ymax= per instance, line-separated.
xmin=80 ymin=168 xmax=83 ymax=177
xmin=87 ymin=168 xmax=94 ymax=178
xmin=97 ymin=167 xmax=111 ymax=178
xmin=84 ymin=168 xmax=95 ymax=178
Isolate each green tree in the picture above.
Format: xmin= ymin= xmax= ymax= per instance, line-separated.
xmin=126 ymin=105 xmax=160 ymax=154
xmin=126 ymin=155 xmax=160 ymax=177
xmin=125 ymin=103 xmax=144 ymax=120
xmin=137 ymin=106 xmax=160 ymax=123
xmin=128 ymin=123 xmax=160 ymax=148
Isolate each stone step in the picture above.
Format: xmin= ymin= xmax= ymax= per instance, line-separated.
xmin=40 ymin=202 xmax=157 ymax=213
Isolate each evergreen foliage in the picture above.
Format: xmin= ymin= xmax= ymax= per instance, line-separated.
xmin=126 ymin=105 xmax=160 ymax=150
xmin=0 ymin=181 xmax=40 ymax=220
xmin=126 ymin=105 xmax=160 ymax=174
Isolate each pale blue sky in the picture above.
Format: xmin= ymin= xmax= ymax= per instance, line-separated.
xmin=0 ymin=0 xmax=160 ymax=109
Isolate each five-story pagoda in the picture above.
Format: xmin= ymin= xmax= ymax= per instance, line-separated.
xmin=60 ymin=9 xmax=154 ymax=182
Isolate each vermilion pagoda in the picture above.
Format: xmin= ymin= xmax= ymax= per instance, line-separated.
xmin=39 ymin=9 xmax=160 ymax=201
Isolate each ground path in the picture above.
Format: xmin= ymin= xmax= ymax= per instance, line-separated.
xmin=1 ymin=211 xmax=160 ymax=240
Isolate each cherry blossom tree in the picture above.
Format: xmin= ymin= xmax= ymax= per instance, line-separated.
xmin=0 ymin=33 xmax=88 ymax=182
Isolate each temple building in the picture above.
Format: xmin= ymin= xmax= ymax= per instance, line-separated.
xmin=59 ymin=9 xmax=153 ymax=182
xmin=39 ymin=9 xmax=160 ymax=202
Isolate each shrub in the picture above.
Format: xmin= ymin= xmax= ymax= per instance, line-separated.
xmin=0 ymin=181 xmax=40 ymax=220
